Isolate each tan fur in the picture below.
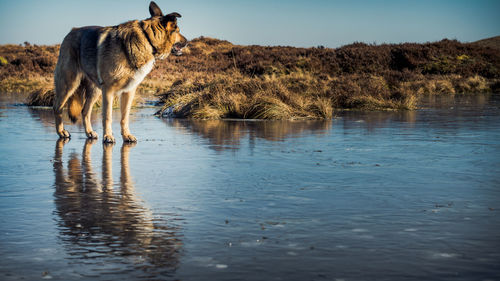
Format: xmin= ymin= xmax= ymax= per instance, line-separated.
xmin=67 ymin=81 xmax=86 ymax=123
xmin=53 ymin=1 xmax=187 ymax=143
xmin=67 ymin=95 xmax=83 ymax=123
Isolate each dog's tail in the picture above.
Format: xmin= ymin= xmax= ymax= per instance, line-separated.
xmin=67 ymin=82 xmax=85 ymax=123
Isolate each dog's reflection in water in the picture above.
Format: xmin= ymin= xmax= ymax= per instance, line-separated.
xmin=53 ymin=139 xmax=182 ymax=277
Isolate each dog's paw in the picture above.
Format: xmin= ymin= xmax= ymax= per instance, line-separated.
xmin=86 ymin=131 xmax=98 ymax=139
xmin=103 ymin=134 xmax=116 ymax=143
xmin=122 ymin=134 xmax=137 ymax=143
xmin=57 ymin=129 xmax=71 ymax=139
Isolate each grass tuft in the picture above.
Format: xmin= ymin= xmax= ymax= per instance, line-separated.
xmin=26 ymin=87 xmax=54 ymax=106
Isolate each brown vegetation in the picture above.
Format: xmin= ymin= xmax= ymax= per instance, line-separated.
xmin=1 ymin=37 xmax=499 ymax=119
xmin=473 ymin=35 xmax=500 ymax=50
xmin=154 ymin=37 xmax=500 ymax=119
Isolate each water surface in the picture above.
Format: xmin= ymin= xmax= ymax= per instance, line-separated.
xmin=0 ymin=94 xmax=499 ymax=280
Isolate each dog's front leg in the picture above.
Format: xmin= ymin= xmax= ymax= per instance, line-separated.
xmin=120 ymin=89 xmax=137 ymax=142
xmin=102 ymin=90 xmax=116 ymax=143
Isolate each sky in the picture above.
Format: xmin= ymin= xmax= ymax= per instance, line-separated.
xmin=0 ymin=0 xmax=499 ymax=48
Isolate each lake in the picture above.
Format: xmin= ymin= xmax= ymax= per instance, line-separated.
xmin=0 ymin=93 xmax=499 ymax=280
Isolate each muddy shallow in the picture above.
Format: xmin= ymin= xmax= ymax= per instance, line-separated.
xmin=0 ymin=94 xmax=499 ymax=280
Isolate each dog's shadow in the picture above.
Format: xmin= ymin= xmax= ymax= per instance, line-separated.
xmin=52 ymin=139 xmax=182 ymax=276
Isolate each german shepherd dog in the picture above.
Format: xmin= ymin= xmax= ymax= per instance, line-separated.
xmin=53 ymin=1 xmax=187 ymax=143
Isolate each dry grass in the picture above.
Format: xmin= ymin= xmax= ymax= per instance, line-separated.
xmin=1 ymin=37 xmax=500 ymax=119
xmin=157 ymin=71 xmax=420 ymax=119
xmin=454 ymin=75 xmax=490 ymax=93
xmin=0 ymin=76 xmax=53 ymax=93
xmin=26 ymin=87 xmax=54 ymax=106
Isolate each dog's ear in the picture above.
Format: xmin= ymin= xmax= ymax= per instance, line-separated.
xmin=166 ymin=12 xmax=182 ymax=18
xmin=149 ymin=1 xmax=163 ymax=17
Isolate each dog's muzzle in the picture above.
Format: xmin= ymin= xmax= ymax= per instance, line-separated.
xmin=171 ymin=42 xmax=188 ymax=56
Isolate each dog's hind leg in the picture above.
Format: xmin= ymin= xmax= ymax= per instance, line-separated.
xmin=102 ymin=89 xmax=116 ymax=143
xmin=120 ymin=88 xmax=137 ymax=142
xmin=81 ymin=80 xmax=101 ymax=139
xmin=53 ymin=61 xmax=81 ymax=139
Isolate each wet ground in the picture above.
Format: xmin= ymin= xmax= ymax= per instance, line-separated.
xmin=0 ymin=93 xmax=499 ymax=280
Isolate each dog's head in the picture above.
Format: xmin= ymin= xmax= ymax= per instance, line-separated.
xmin=146 ymin=1 xmax=188 ymax=59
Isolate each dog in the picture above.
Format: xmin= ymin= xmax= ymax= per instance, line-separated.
xmin=53 ymin=1 xmax=187 ymax=143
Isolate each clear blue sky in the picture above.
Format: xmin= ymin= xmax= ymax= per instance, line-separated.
xmin=0 ymin=0 xmax=499 ymax=47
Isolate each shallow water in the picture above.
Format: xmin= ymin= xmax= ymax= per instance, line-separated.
xmin=0 ymin=94 xmax=499 ymax=280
